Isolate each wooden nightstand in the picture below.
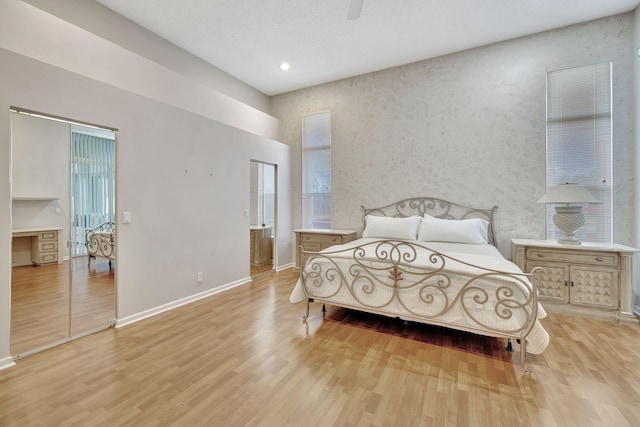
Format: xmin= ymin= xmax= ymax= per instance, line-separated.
xmin=294 ymin=229 xmax=357 ymax=270
xmin=511 ymin=239 xmax=638 ymax=322
xmin=250 ymin=226 xmax=272 ymax=267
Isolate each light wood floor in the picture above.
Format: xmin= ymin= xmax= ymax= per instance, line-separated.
xmin=1 ymin=268 xmax=638 ymax=426
xmin=10 ymin=256 xmax=115 ymax=356
xmin=250 ymin=261 xmax=274 ymax=277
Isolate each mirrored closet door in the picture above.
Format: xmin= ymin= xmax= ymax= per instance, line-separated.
xmin=249 ymin=161 xmax=276 ymax=277
xmin=10 ymin=110 xmax=116 ymax=358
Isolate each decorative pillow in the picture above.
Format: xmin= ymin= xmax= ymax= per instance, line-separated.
xmin=418 ymin=215 xmax=489 ymax=244
xmin=362 ymin=215 xmax=420 ymax=240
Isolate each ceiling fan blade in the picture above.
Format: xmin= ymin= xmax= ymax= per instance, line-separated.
xmin=347 ymin=0 xmax=364 ymax=20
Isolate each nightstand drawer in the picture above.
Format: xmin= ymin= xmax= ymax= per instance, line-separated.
xmin=301 ymin=243 xmax=322 ymax=252
xmin=525 ymin=248 xmax=617 ymax=267
xmin=300 ymin=234 xmax=342 ymax=245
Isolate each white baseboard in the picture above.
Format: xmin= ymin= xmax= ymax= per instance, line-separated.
xmin=0 ymin=356 xmax=16 ymax=371
xmin=276 ymin=263 xmax=294 ymax=272
xmin=115 ymin=277 xmax=252 ymax=328
xmin=634 ymin=304 xmax=640 ymax=318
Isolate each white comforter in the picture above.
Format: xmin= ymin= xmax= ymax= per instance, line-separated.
xmin=291 ymin=238 xmax=549 ymax=354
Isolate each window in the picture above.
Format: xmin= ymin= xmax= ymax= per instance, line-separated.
xmin=545 ymin=62 xmax=612 ymax=243
xmin=302 ymin=112 xmax=331 ymax=229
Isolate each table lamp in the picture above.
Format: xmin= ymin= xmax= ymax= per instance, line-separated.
xmin=537 ymin=183 xmax=601 ymax=245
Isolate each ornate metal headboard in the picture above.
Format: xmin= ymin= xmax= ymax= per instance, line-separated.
xmin=361 ymin=197 xmax=498 ymax=246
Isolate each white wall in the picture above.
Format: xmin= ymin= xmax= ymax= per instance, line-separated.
xmin=21 ymin=0 xmax=271 ymax=114
xmin=0 ymin=1 xmax=292 ymax=368
xmin=0 ymin=0 xmax=277 ymax=141
xmin=271 ymin=13 xmax=635 ymax=258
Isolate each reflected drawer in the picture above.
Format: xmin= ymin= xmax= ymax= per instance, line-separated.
xmin=39 ymin=231 xmax=57 ymax=240
xmin=37 ymin=253 xmax=58 ymax=263
xmin=38 ymin=241 xmax=58 ymax=252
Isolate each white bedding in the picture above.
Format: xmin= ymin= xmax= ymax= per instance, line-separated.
xmin=291 ymin=238 xmax=549 ymax=354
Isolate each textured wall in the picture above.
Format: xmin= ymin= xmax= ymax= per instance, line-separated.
xmin=271 ymin=13 xmax=634 ymax=257
xmin=634 ymin=8 xmax=640 ymax=314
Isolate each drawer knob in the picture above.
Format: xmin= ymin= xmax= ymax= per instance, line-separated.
xmin=596 ymin=257 xmax=604 ymax=262
xmin=537 ymin=252 xmax=545 ymax=257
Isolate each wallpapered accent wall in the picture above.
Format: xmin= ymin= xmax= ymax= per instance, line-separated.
xmin=271 ymin=13 xmax=634 ymax=257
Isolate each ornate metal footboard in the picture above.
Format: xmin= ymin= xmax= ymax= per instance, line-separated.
xmin=300 ymin=240 xmax=541 ymax=372
xmin=85 ymin=222 xmax=115 ymax=268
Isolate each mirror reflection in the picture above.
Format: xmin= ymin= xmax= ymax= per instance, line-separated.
xmin=10 ymin=111 xmax=116 ymax=357
xmin=249 ymin=161 xmax=275 ymax=276
xmin=69 ymin=126 xmax=116 ymax=337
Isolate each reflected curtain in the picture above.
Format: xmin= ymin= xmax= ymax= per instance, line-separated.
xmin=71 ymin=132 xmax=115 ymax=256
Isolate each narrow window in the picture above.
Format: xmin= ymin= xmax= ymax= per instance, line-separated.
xmin=545 ymin=62 xmax=612 ymax=243
xmin=302 ymin=112 xmax=331 ymax=229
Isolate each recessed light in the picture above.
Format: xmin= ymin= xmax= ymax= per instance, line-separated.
xmin=280 ymin=62 xmax=290 ymax=71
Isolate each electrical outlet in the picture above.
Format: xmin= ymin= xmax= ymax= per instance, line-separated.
xmin=197 ymin=272 xmax=203 ymax=282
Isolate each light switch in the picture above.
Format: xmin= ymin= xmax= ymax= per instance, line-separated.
xmin=244 ymin=209 xmax=249 ymax=218
xmin=123 ymin=211 xmax=132 ymax=224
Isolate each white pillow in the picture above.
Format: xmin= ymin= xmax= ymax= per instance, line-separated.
xmin=362 ymin=215 xmax=420 ymax=240
xmin=418 ymin=216 xmax=489 ymax=244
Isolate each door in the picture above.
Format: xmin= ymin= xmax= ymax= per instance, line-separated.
xmin=9 ymin=110 xmax=116 ymax=358
xmin=525 ymin=261 xmax=569 ymax=303
xmin=69 ymin=125 xmax=116 ymax=337
xmin=249 ymin=161 xmax=276 ymax=276
xmin=10 ymin=112 xmax=71 ymax=356
xmin=569 ymin=265 xmax=618 ymax=309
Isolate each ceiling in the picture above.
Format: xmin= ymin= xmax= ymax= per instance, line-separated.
xmin=95 ymin=0 xmax=640 ymax=96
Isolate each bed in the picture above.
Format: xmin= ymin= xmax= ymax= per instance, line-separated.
xmin=85 ymin=222 xmax=115 ymax=269
xmin=290 ymin=198 xmax=548 ymax=371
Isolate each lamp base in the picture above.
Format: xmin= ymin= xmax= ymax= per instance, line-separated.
xmin=552 ymin=205 xmax=585 ymax=245
xmin=557 ymin=237 xmax=582 ymax=245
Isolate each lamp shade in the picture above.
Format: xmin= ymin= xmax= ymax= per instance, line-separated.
xmin=537 ymin=183 xmax=601 ymax=204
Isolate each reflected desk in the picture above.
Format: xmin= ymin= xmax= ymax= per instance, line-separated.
xmin=12 ymin=227 xmax=63 ymax=267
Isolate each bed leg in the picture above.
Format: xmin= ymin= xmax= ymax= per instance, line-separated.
xmin=302 ymin=298 xmax=312 ymax=322
xmin=520 ymin=340 xmax=532 ymax=374
xmin=109 ymin=259 xmax=112 ymax=270
xmin=322 ymin=304 xmax=326 ymax=313
xmin=506 ymin=339 xmax=514 ymax=352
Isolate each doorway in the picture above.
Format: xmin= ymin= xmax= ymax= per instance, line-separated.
xmin=10 ymin=109 xmax=116 ymax=358
xmin=249 ymin=161 xmax=276 ymax=277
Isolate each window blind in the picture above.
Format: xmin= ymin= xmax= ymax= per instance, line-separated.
xmin=302 ymin=112 xmax=331 ymax=229
xmin=546 ymin=62 xmax=612 ymax=243
xmin=71 ymin=131 xmax=116 ymax=256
